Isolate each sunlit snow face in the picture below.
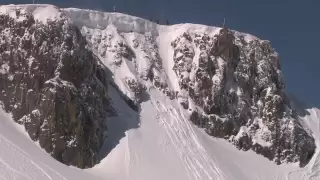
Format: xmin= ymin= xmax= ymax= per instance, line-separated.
xmin=0 ymin=4 xmax=317 ymax=180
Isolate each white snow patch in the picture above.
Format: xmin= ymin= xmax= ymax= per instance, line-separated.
xmin=0 ymin=63 xmax=9 ymax=74
xmin=32 ymin=5 xmax=63 ymax=23
xmin=64 ymin=8 xmax=158 ymax=36
xmin=0 ymin=4 xmax=319 ymax=180
xmin=0 ymin=109 xmax=100 ymax=180
xmin=0 ymin=4 xmax=64 ymax=23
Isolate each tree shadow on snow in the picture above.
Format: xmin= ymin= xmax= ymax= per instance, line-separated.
xmin=95 ymin=61 xmax=149 ymax=163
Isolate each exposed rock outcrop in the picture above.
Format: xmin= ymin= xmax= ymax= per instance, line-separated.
xmin=0 ymin=5 xmax=315 ymax=169
xmin=170 ymin=28 xmax=315 ymax=167
xmin=0 ymin=9 xmax=112 ymax=168
xmin=78 ymin=17 xmax=316 ymax=167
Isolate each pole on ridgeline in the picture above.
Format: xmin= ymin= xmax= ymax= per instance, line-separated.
xmin=113 ymin=5 xmax=116 ymax=12
xmin=223 ymin=18 xmax=226 ymax=29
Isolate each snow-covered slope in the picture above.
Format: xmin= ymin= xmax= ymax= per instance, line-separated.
xmin=90 ymin=89 xmax=320 ymax=180
xmin=67 ymin=6 xmax=315 ymax=167
xmin=0 ymin=110 xmax=102 ymax=180
xmin=0 ymin=4 xmax=319 ymax=180
xmin=1 ymin=89 xmax=319 ymax=180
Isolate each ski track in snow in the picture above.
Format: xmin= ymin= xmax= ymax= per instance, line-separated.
xmin=0 ymin=4 xmax=320 ymax=180
xmin=151 ymin=92 xmax=226 ymax=180
xmin=0 ymin=112 xmax=84 ymax=180
xmin=0 ymin=134 xmax=54 ymax=180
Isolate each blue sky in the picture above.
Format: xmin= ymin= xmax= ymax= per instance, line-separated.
xmin=2 ymin=0 xmax=320 ymax=107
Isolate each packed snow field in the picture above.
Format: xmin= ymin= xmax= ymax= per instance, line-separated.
xmin=1 ymin=91 xmax=320 ymax=180
xmin=0 ymin=4 xmax=319 ymax=180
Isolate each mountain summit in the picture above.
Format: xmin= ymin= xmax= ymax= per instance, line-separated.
xmin=0 ymin=4 xmax=318 ymax=180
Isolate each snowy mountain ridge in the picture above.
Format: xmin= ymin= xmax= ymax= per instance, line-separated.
xmin=0 ymin=4 xmax=319 ymax=180
xmin=0 ymin=4 xmax=65 ymax=23
xmin=64 ymin=5 xmax=315 ymax=167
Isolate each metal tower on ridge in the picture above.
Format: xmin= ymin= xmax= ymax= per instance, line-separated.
xmin=223 ymin=18 xmax=226 ymax=29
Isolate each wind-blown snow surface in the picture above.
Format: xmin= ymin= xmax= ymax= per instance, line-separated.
xmin=92 ymin=88 xmax=320 ymax=180
xmin=0 ymin=110 xmax=103 ymax=180
xmin=1 ymin=90 xmax=320 ymax=180
xmin=0 ymin=4 xmax=64 ymax=23
xmin=0 ymin=4 xmax=320 ymax=180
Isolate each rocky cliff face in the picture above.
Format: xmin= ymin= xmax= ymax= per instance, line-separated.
xmin=0 ymin=5 xmax=316 ymax=169
xmin=170 ymin=28 xmax=316 ymax=167
xmin=77 ymin=18 xmax=315 ymax=167
xmin=0 ymin=8 xmax=112 ymax=168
